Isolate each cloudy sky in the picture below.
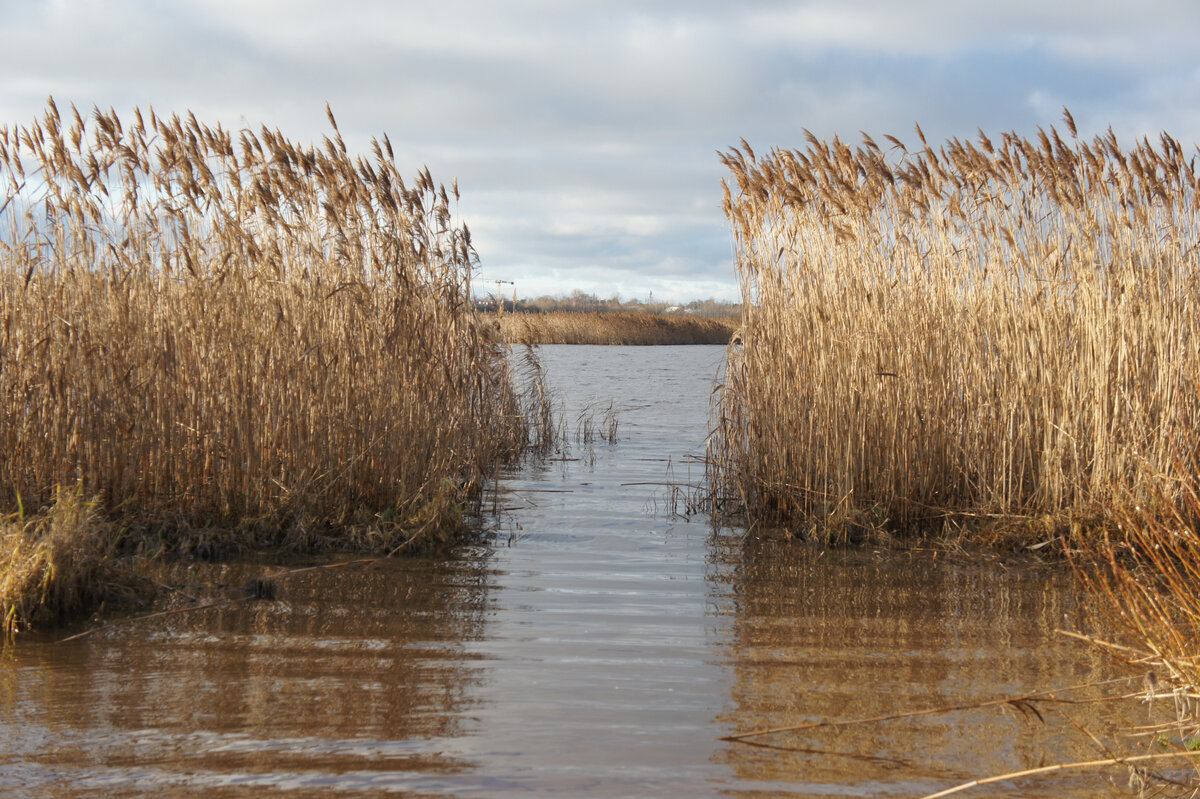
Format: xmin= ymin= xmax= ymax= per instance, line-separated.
xmin=3 ymin=1 xmax=1199 ymax=301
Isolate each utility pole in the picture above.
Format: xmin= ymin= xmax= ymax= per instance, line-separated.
xmin=489 ymin=279 xmax=514 ymax=317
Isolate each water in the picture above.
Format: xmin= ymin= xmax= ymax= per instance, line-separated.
xmin=0 ymin=345 xmax=1149 ymax=797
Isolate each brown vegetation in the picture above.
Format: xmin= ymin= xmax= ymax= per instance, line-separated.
xmin=710 ymin=110 xmax=1200 ymax=790
xmin=493 ymin=310 xmax=737 ymax=345
xmin=1076 ymin=459 xmax=1200 ymax=784
xmin=506 ymin=290 xmax=740 ymax=319
xmin=713 ymin=111 xmax=1200 ymax=546
xmin=0 ymin=100 xmax=540 ymax=633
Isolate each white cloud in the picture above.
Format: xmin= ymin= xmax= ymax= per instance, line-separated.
xmin=3 ymin=0 xmax=1200 ymax=301
xmin=746 ymin=1 xmax=1200 ymax=57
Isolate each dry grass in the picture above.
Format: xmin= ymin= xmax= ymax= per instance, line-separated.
xmin=1069 ymin=467 xmax=1200 ymax=793
xmin=494 ymin=310 xmax=737 ymax=345
xmin=0 ymin=487 xmax=149 ymax=637
xmin=1078 ymin=445 xmax=1200 ymax=699
xmin=712 ymin=111 xmax=1200 ymax=545
xmin=0 ymin=99 xmax=539 ymax=632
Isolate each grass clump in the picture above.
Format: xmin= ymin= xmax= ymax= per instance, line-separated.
xmin=1081 ymin=452 xmax=1200 ymax=693
xmin=712 ymin=111 xmax=1200 ymax=545
xmin=1063 ymin=466 xmax=1200 ymax=793
xmin=1 ymin=487 xmax=144 ymax=638
xmin=0 ymin=99 xmax=540 ymax=632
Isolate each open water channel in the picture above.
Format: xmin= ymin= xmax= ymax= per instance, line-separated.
xmin=1 ymin=345 xmax=1155 ymax=797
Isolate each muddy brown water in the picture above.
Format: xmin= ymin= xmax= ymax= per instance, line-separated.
xmin=1 ymin=345 xmax=1154 ymax=797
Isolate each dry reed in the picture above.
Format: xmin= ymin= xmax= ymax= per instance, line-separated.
xmin=0 ymin=99 xmax=538 ymax=632
xmin=494 ymin=311 xmax=737 ymax=345
xmin=713 ymin=111 xmax=1200 ymax=545
xmin=1074 ymin=456 xmax=1200 ymax=790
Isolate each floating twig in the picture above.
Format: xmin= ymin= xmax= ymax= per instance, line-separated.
xmin=919 ymin=751 xmax=1200 ymax=798
xmin=736 ymin=737 xmax=913 ymax=767
xmin=1056 ymin=628 xmax=1152 ymax=658
xmin=57 ymin=599 xmax=234 ymax=643
xmin=720 ymin=676 xmax=1139 ymax=742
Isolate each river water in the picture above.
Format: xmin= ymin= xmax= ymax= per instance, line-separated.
xmin=0 ymin=345 xmax=1151 ymax=797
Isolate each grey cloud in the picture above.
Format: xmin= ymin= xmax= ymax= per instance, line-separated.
xmin=3 ymin=1 xmax=1200 ymax=300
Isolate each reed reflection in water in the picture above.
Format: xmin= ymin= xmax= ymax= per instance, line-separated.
xmin=0 ymin=554 xmax=494 ymax=795
xmin=710 ymin=535 xmax=1138 ymax=797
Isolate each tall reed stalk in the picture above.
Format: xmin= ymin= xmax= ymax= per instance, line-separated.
xmin=0 ymin=99 xmax=535 ymax=629
xmin=1084 ymin=467 xmax=1200 ymax=680
xmin=713 ymin=111 xmax=1200 ymax=543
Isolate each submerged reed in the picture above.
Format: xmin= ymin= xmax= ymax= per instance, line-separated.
xmin=1068 ymin=464 xmax=1200 ymax=793
xmin=1084 ymin=469 xmax=1200 ymax=679
xmin=713 ymin=111 xmax=1200 ymax=544
xmin=1 ymin=100 xmax=537 ymax=631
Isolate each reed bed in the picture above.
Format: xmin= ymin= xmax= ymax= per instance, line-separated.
xmin=713 ymin=111 xmax=1200 ymax=544
xmin=0 ymin=100 xmax=537 ymax=632
xmin=1076 ymin=462 xmax=1200 ymax=789
xmin=494 ymin=310 xmax=737 ymax=345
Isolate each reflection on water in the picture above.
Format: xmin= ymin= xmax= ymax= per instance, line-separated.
xmin=712 ymin=536 xmax=1135 ymax=796
xmin=0 ymin=556 xmax=494 ymax=796
xmin=0 ymin=345 xmax=1140 ymax=797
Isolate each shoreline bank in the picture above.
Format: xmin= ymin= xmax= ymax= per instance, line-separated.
xmin=491 ymin=311 xmax=738 ymax=345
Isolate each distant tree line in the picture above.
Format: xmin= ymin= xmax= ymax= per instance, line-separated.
xmin=474 ymin=289 xmax=740 ymax=318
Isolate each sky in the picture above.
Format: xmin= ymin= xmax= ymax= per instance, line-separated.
xmin=3 ymin=1 xmax=1200 ymax=302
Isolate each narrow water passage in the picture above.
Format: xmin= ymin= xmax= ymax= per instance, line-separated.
xmin=0 ymin=345 xmax=1143 ymax=797
xmin=458 ymin=345 xmax=736 ymax=795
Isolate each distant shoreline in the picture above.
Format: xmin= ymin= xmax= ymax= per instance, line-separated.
xmin=488 ymin=311 xmax=738 ymax=345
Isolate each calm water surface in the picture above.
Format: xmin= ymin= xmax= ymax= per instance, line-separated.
xmin=1 ymin=346 xmax=1147 ymax=797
